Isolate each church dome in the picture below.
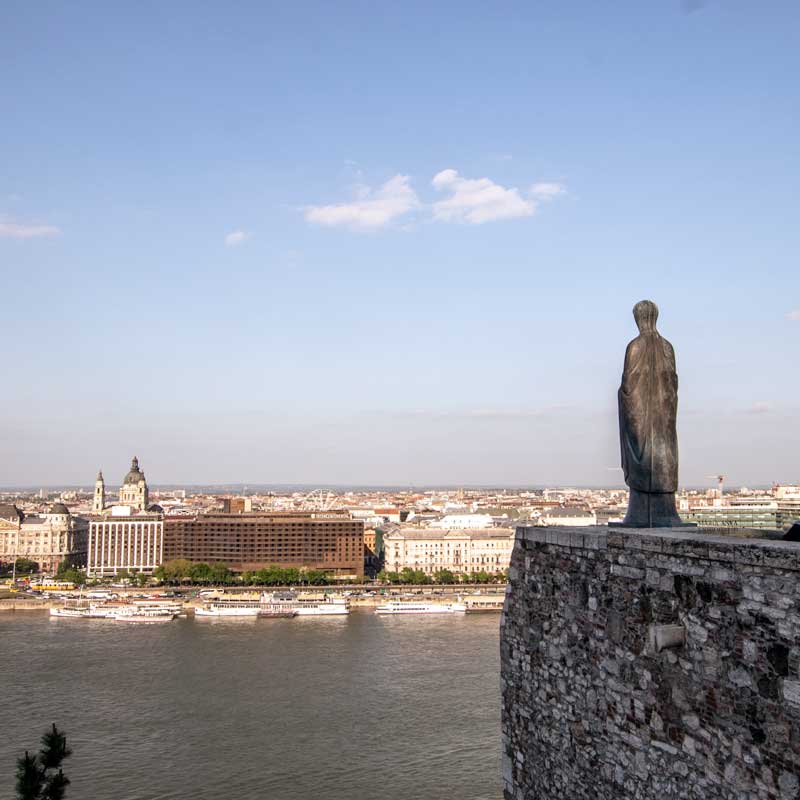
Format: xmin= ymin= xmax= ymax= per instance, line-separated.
xmin=49 ymin=502 xmax=70 ymax=516
xmin=123 ymin=456 xmax=146 ymax=485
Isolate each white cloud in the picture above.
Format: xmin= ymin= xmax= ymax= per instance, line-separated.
xmin=225 ymin=230 xmax=248 ymax=247
xmin=531 ymin=182 xmax=566 ymax=200
xmin=305 ymin=170 xmax=566 ymax=231
xmin=305 ymin=175 xmax=419 ymax=231
xmin=786 ymin=309 xmax=800 ymax=321
xmin=0 ymin=216 xmax=60 ymax=239
xmin=431 ymin=169 xmax=535 ymax=224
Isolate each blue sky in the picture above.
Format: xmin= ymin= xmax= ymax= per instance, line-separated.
xmin=2 ymin=0 xmax=799 ymax=487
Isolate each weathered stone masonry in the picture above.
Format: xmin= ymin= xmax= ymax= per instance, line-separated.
xmin=501 ymin=526 xmax=800 ymax=799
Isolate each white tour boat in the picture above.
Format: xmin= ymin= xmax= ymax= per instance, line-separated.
xmin=112 ymin=605 xmax=177 ymax=623
xmin=293 ymin=601 xmax=350 ymax=616
xmin=195 ymin=604 xmax=260 ymax=618
xmin=50 ymin=607 xmax=90 ymax=618
xmin=374 ymin=601 xmax=467 ymax=615
xmin=261 ymin=592 xmax=350 ymax=617
xmin=293 ymin=597 xmax=350 ymax=617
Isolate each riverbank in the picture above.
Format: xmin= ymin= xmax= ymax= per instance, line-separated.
xmin=0 ymin=583 xmax=506 ymax=613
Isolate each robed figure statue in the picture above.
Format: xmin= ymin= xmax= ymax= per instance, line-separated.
xmin=618 ymin=300 xmax=685 ymax=527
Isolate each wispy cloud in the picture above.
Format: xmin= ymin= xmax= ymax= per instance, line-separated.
xmin=305 ymin=175 xmax=419 ymax=231
xmin=431 ymin=169 xmax=535 ymax=224
xmin=225 ymin=230 xmax=249 ymax=247
xmin=531 ymin=182 xmax=566 ymax=200
xmin=0 ymin=216 xmax=60 ymax=239
xmin=681 ymin=0 xmax=709 ymax=14
xmin=786 ymin=309 xmax=800 ymax=321
xmin=746 ymin=402 xmax=772 ymax=415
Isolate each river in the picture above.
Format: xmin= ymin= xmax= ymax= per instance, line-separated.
xmin=0 ymin=611 xmax=502 ymax=799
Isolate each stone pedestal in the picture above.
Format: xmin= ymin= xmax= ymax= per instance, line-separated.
xmin=618 ymin=489 xmax=690 ymax=527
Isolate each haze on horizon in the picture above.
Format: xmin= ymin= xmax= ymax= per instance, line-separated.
xmin=2 ymin=1 xmax=798 ymax=489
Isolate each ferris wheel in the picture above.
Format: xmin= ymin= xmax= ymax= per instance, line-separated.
xmin=300 ymin=489 xmax=340 ymax=511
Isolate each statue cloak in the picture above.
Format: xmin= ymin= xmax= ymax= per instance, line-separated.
xmin=618 ymin=331 xmax=679 ymax=493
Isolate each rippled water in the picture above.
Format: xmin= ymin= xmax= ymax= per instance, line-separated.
xmin=0 ymin=612 xmax=502 ymax=800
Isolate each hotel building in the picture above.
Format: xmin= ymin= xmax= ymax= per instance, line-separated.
xmin=163 ymin=511 xmax=364 ymax=579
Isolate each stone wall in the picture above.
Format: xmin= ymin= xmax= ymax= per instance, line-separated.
xmin=501 ymin=526 xmax=800 ymax=799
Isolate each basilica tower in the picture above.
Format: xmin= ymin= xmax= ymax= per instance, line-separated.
xmin=93 ymin=470 xmax=106 ymax=513
xmin=119 ymin=456 xmax=149 ymax=511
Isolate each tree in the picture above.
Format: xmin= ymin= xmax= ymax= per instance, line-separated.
xmin=415 ymin=570 xmax=432 ymax=585
xmin=54 ymin=559 xmax=71 ymax=577
xmin=434 ymin=569 xmax=456 ymax=584
xmin=14 ymin=558 xmax=38 ymax=575
xmin=154 ymin=560 xmax=191 ymax=583
xmin=305 ymin=570 xmax=329 ymax=586
xmin=55 ymin=562 xmax=86 ymax=586
xmin=64 ymin=570 xmax=86 ymax=586
xmin=282 ymin=567 xmax=300 ymax=585
xmin=136 ymin=572 xmax=149 ymax=588
xmin=187 ymin=563 xmax=212 ymax=583
xmin=15 ymin=724 xmax=72 ymax=800
xmin=209 ymin=563 xmax=233 ymax=585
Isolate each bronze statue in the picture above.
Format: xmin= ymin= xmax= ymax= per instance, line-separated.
xmin=618 ymin=300 xmax=686 ymax=527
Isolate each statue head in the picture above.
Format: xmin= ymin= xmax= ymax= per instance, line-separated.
xmin=633 ymin=300 xmax=659 ymax=333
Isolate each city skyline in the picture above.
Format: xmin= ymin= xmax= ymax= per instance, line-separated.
xmin=3 ymin=1 xmax=799 ymax=486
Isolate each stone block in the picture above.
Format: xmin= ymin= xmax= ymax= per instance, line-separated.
xmin=782 ymin=680 xmax=800 ymax=707
xmin=648 ymin=624 xmax=686 ymax=653
xmin=610 ymin=564 xmax=646 ymax=580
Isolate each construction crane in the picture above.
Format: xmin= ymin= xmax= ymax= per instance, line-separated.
xmin=706 ymin=475 xmax=726 ymax=497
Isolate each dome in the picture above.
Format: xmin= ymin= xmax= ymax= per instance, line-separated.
xmin=146 ymin=503 xmax=163 ymax=514
xmin=123 ymin=456 xmax=145 ymax=485
xmin=49 ymin=502 xmax=70 ymax=516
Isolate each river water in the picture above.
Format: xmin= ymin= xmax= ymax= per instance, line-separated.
xmin=0 ymin=611 xmax=502 ymax=800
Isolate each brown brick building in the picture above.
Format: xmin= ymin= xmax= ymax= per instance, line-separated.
xmin=163 ymin=511 xmax=364 ymax=578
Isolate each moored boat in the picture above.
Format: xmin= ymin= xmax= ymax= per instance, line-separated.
xmin=375 ymin=601 xmax=467 ymax=615
xmin=112 ymin=612 xmax=174 ymax=623
xmin=195 ymin=604 xmax=260 ymax=617
xmin=293 ymin=602 xmax=349 ymax=616
xmin=50 ymin=606 xmax=90 ymax=618
xmin=112 ymin=605 xmax=177 ymax=623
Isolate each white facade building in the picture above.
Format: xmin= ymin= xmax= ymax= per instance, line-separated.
xmin=87 ymin=508 xmax=164 ymax=576
xmin=382 ymin=528 xmax=515 ymax=576
xmin=430 ymin=513 xmax=495 ymax=530
xmin=539 ymin=507 xmax=597 ymax=527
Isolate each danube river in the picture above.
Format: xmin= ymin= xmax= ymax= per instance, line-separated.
xmin=0 ymin=611 xmax=502 ymax=799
